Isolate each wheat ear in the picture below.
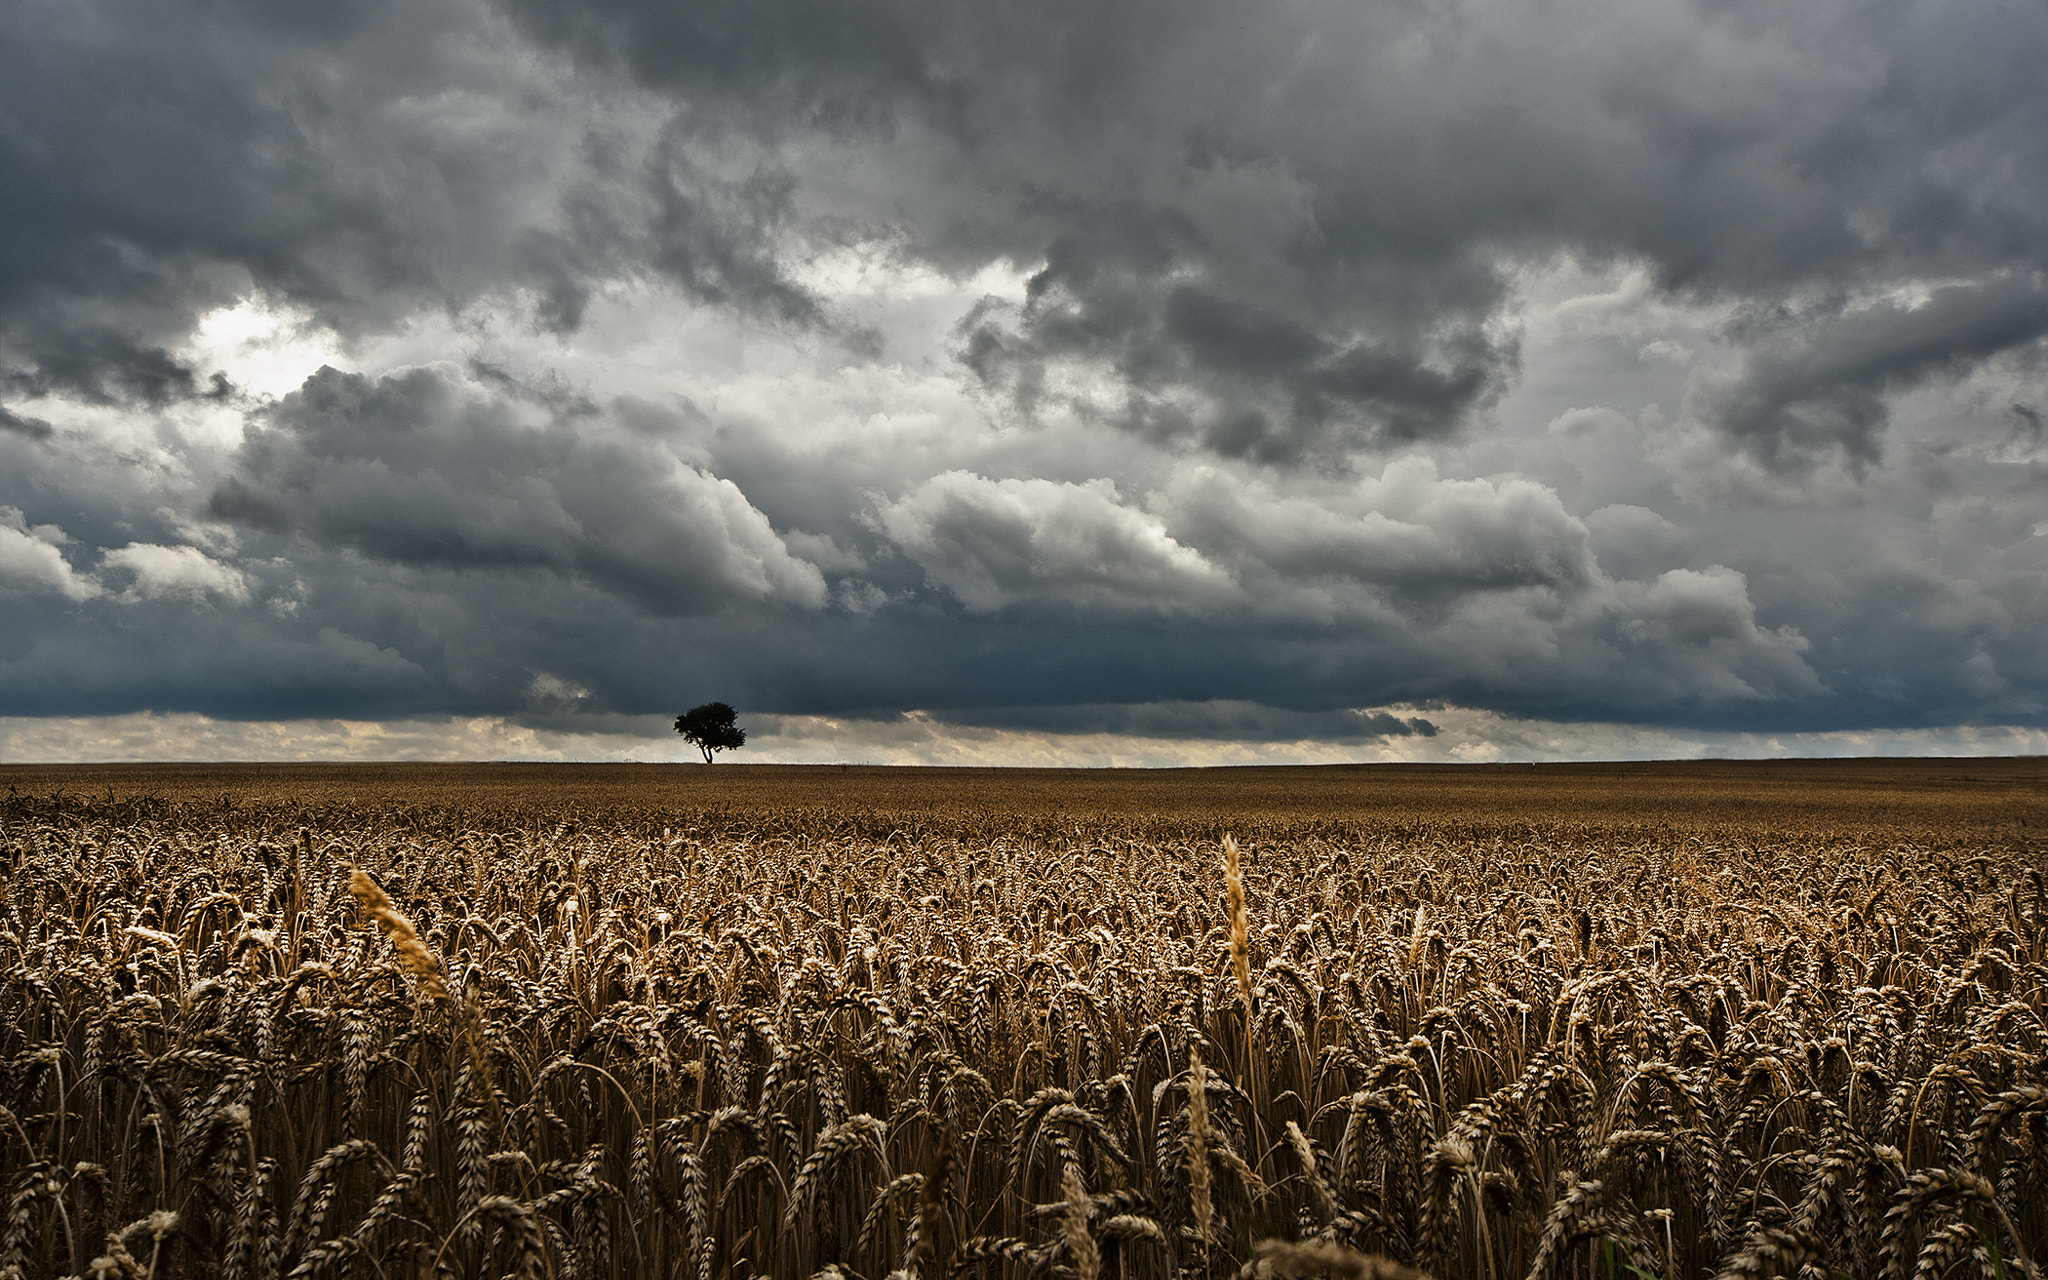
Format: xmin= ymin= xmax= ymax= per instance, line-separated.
xmin=1060 ymin=1164 xmax=1100 ymax=1280
xmin=347 ymin=867 xmax=449 ymax=1003
xmin=1225 ymin=836 xmax=1253 ymax=1010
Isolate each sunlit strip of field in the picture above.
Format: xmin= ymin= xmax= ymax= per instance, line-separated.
xmin=3 ymin=756 xmax=2042 ymax=838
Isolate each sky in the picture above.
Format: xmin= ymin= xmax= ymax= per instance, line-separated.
xmin=2 ymin=0 xmax=2046 ymax=765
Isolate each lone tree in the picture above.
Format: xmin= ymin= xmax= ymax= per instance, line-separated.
xmin=674 ymin=702 xmax=746 ymax=763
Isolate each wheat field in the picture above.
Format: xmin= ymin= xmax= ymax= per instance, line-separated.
xmin=1 ymin=760 xmax=2043 ymax=1280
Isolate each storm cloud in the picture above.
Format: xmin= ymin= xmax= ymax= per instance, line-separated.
xmin=1 ymin=0 xmax=2044 ymax=757
xmin=207 ymin=365 xmax=827 ymax=614
xmin=1698 ymin=276 xmax=2048 ymax=471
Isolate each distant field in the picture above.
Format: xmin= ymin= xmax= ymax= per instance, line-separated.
xmin=2 ymin=759 xmax=2043 ymax=1279
xmin=4 ymin=755 xmax=2043 ymax=839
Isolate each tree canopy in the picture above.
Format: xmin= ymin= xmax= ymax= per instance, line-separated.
xmin=674 ymin=702 xmax=746 ymax=763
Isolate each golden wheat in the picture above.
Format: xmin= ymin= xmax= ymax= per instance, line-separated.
xmin=0 ymin=766 xmax=2042 ymax=1279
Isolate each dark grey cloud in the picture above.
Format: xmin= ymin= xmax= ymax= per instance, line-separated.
xmin=495 ymin=0 xmax=2048 ymax=466
xmin=1697 ymin=276 xmax=2048 ymax=471
xmin=0 ymin=405 xmax=53 ymax=442
xmin=0 ymin=602 xmax=437 ymax=719
xmin=2010 ymin=403 xmax=2044 ymax=443
xmin=0 ymin=467 xmax=2029 ymax=738
xmin=0 ymin=0 xmax=836 ymax=413
xmin=642 ymin=133 xmax=826 ymax=330
xmin=2 ymin=0 xmax=2046 ymax=753
xmin=2 ymin=329 xmax=213 ymax=407
xmin=1583 ymin=505 xmax=1694 ymax=584
xmin=9 ymin=0 xmax=2045 ymax=459
xmin=0 ymin=342 xmax=2015 ymax=739
xmin=916 ymin=701 xmax=1438 ymax=743
xmin=954 ymin=273 xmax=1512 ymax=464
xmin=205 ymin=365 xmax=828 ymax=615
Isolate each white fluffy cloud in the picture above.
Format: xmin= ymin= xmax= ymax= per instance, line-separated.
xmin=1160 ymin=458 xmax=1599 ymax=599
xmin=0 ymin=508 xmax=99 ymax=601
xmin=873 ymin=471 xmax=1237 ymax=614
xmin=101 ymin=543 xmax=251 ymax=603
xmin=1596 ymin=567 xmax=1824 ymax=702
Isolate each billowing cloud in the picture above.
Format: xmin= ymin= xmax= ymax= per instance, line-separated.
xmin=100 ymin=544 xmax=251 ymax=603
xmin=873 ymin=471 xmax=1235 ymax=614
xmin=1597 ymin=568 xmax=1824 ymax=703
xmin=207 ymin=364 xmax=828 ymax=614
xmin=1694 ymin=276 xmax=2048 ymax=471
xmin=1583 ymin=505 xmax=1693 ymax=583
xmin=0 ymin=508 xmax=99 ymax=601
xmin=1159 ymin=459 xmax=1599 ymax=600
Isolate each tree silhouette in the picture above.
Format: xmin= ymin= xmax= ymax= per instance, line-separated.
xmin=674 ymin=702 xmax=746 ymax=763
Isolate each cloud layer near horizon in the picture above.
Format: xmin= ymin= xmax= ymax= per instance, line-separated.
xmin=1 ymin=0 xmax=2044 ymax=756
xmin=4 ymin=708 xmax=2044 ymax=769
